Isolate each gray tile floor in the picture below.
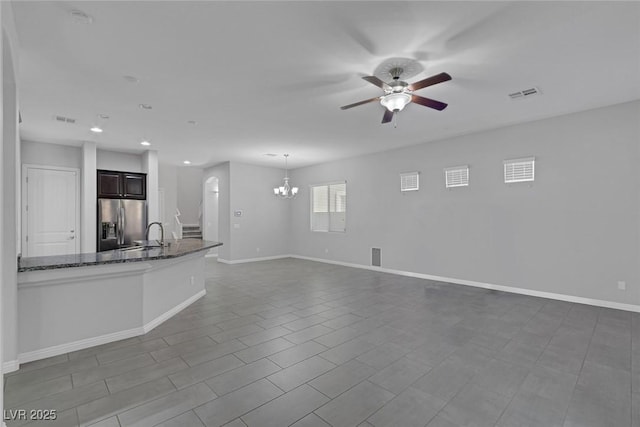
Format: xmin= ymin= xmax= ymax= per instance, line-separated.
xmin=4 ymin=258 xmax=639 ymax=427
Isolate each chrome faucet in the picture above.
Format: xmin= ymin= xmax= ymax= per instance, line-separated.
xmin=145 ymin=222 xmax=165 ymax=247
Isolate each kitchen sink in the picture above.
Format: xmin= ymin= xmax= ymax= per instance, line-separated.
xmin=120 ymin=245 xmax=159 ymax=252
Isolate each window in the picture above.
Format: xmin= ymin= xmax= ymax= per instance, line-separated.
xmin=311 ymin=182 xmax=346 ymax=232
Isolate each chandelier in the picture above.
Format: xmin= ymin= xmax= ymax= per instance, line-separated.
xmin=273 ymin=154 xmax=298 ymax=199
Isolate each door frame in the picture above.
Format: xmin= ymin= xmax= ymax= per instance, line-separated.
xmin=22 ymin=163 xmax=81 ymax=257
xmin=202 ymin=175 xmax=219 ymax=256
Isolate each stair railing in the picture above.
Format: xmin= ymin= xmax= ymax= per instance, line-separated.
xmin=174 ymin=208 xmax=183 ymax=239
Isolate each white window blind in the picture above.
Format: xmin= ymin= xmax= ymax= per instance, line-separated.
xmin=445 ymin=166 xmax=469 ymax=188
xmin=400 ymin=172 xmax=419 ymax=192
xmin=504 ymin=157 xmax=535 ymax=183
xmin=311 ymin=182 xmax=346 ymax=232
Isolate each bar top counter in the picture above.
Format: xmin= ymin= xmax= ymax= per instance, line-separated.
xmin=18 ymin=239 xmax=222 ymax=272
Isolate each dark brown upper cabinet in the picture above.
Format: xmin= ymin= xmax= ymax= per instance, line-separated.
xmin=122 ymin=173 xmax=146 ymax=199
xmin=97 ymin=170 xmax=146 ymax=200
xmin=97 ymin=170 xmax=122 ymax=198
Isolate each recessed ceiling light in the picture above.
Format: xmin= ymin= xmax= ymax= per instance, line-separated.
xmin=98 ymin=114 xmax=109 ymax=119
xmin=70 ymin=10 xmax=94 ymax=24
xmin=264 ymin=153 xmax=278 ymax=157
xmin=187 ymin=120 xmax=197 ymax=125
xmin=183 ymin=160 xmax=191 ymax=165
xmin=90 ymin=126 xmax=103 ymax=133
xmin=140 ymin=140 xmax=151 ymax=146
xmin=139 ymin=104 xmax=152 ymax=110
xmin=123 ymin=75 xmax=139 ymax=83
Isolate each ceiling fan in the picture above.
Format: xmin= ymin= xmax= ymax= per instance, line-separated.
xmin=340 ymin=68 xmax=452 ymax=124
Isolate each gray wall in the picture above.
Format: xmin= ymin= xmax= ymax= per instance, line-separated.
xmin=228 ymin=162 xmax=290 ymax=261
xmin=2 ymin=4 xmax=19 ymax=369
xmin=21 ymin=140 xmax=82 ymax=169
xmin=1 ymin=3 xmax=4 ymax=387
xmin=204 ymin=162 xmax=230 ymax=260
xmin=177 ymin=167 xmax=203 ymax=225
xmin=96 ymin=149 xmax=142 ymax=173
xmin=158 ymin=163 xmax=178 ymax=237
xmin=290 ymin=101 xmax=640 ymax=306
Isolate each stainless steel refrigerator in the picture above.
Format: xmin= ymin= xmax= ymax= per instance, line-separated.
xmin=98 ymin=199 xmax=147 ymax=251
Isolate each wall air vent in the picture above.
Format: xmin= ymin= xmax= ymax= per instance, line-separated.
xmin=53 ymin=115 xmax=76 ymax=124
xmin=400 ymin=172 xmax=419 ymax=192
xmin=504 ymin=157 xmax=535 ymax=183
xmin=445 ymin=166 xmax=469 ymax=188
xmin=508 ymin=87 xmax=541 ymax=100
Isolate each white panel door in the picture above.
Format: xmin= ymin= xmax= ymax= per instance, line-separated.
xmin=26 ymin=167 xmax=80 ymax=256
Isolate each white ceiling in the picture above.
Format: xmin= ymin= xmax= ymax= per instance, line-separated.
xmin=11 ymin=1 xmax=640 ymax=168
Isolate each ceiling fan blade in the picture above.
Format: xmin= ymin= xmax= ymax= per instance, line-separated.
xmin=362 ymin=76 xmax=391 ymax=91
xmin=381 ymin=109 xmax=394 ymax=124
xmin=408 ymin=72 xmax=452 ymax=91
xmin=340 ymin=96 xmax=380 ymax=110
xmin=411 ymin=95 xmax=448 ymax=111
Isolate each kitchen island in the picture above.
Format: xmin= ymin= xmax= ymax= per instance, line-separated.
xmin=16 ymin=239 xmax=221 ymax=366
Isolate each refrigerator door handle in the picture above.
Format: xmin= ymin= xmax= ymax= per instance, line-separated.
xmin=116 ymin=207 xmax=120 ymax=245
xmin=117 ymin=206 xmax=123 ymax=245
xmin=121 ymin=206 xmax=126 ymax=245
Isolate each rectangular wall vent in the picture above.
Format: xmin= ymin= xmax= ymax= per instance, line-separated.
xmin=372 ymin=248 xmax=381 ymax=267
xmin=508 ymin=87 xmax=541 ymax=100
xmin=54 ymin=115 xmax=76 ymax=124
xmin=445 ymin=166 xmax=469 ymax=188
xmin=400 ymin=172 xmax=419 ymax=192
xmin=504 ymin=157 xmax=535 ymax=183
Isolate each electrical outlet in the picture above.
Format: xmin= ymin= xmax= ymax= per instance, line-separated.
xmin=190 ymin=276 xmax=195 ymax=285
xmin=256 ymin=247 xmax=260 ymax=252
xmin=618 ymin=281 xmax=626 ymax=290
xmin=325 ymin=248 xmax=329 ymax=254
xmin=233 ymin=223 xmax=240 ymax=229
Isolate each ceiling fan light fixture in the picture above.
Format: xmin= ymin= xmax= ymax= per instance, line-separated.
xmin=380 ymin=92 xmax=411 ymax=112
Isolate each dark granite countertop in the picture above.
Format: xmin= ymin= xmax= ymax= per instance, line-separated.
xmin=18 ymin=239 xmax=222 ymax=272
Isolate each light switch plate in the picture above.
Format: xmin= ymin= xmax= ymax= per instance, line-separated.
xmin=234 ymin=210 xmax=243 ymax=217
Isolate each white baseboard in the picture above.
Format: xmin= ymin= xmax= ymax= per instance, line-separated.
xmin=217 ymin=255 xmax=290 ymax=265
xmin=143 ymin=289 xmax=206 ymax=333
xmin=17 ymin=327 xmax=144 ymax=365
xmin=3 ymin=360 xmax=19 ymax=373
xmin=14 ymin=290 xmax=206 ymax=368
xmin=205 ymin=253 xmax=218 ymax=258
xmin=290 ymin=255 xmax=640 ymax=313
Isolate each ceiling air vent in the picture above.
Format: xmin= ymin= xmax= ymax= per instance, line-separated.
xmin=400 ymin=172 xmax=419 ymax=192
xmin=445 ymin=165 xmax=469 ymax=188
xmin=504 ymin=157 xmax=535 ymax=183
xmin=53 ymin=115 xmax=76 ymax=124
xmin=508 ymin=87 xmax=541 ymax=100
